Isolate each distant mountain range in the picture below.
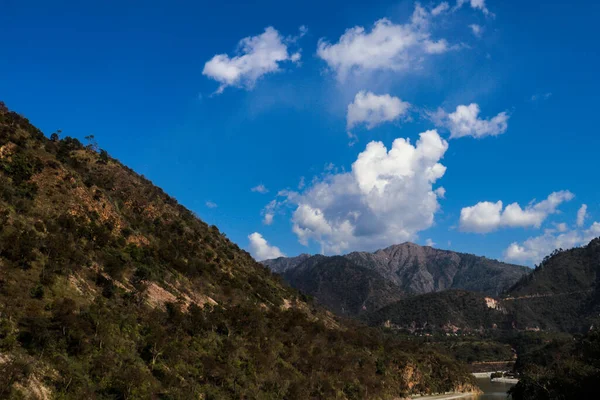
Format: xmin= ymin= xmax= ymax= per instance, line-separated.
xmin=263 ymin=242 xmax=529 ymax=316
xmin=368 ymin=238 xmax=600 ymax=334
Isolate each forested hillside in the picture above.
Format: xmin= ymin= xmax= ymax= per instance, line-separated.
xmin=509 ymin=328 xmax=600 ymax=399
xmin=0 ymin=102 xmax=477 ymax=399
xmin=364 ymin=290 xmax=508 ymax=334
xmin=502 ymin=238 xmax=600 ymax=332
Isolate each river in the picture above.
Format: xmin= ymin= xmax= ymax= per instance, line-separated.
xmin=412 ymin=377 xmax=515 ymax=399
xmin=471 ymin=378 xmax=514 ymax=399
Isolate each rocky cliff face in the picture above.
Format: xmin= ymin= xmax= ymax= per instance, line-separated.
xmin=346 ymin=242 xmax=529 ymax=296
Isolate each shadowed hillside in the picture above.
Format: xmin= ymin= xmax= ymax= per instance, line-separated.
xmin=283 ymin=256 xmax=405 ymax=316
xmin=364 ymin=290 xmax=509 ymax=334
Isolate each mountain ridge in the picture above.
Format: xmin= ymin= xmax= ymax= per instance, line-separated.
xmin=263 ymin=241 xmax=529 ymax=317
xmin=363 ymin=238 xmax=600 ymax=334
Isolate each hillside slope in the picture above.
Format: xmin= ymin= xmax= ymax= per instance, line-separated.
xmin=501 ymin=238 xmax=600 ymax=332
xmin=0 ymin=102 xmax=477 ymax=399
xmin=364 ymin=290 xmax=509 ymax=334
xmin=283 ymin=256 xmax=405 ymax=316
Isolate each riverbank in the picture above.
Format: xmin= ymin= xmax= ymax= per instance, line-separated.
xmin=409 ymin=393 xmax=475 ymax=399
xmin=490 ymin=377 xmax=519 ymax=384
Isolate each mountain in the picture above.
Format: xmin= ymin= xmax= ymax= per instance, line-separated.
xmin=264 ymin=242 xmax=529 ymax=317
xmin=345 ymin=242 xmax=529 ymax=296
xmin=366 ymin=239 xmax=600 ymax=334
xmin=261 ymin=253 xmax=310 ymax=273
xmin=0 ymin=102 xmax=477 ymax=399
xmin=283 ymin=256 xmax=405 ymax=316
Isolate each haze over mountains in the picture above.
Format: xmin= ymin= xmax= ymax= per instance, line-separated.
xmin=263 ymin=242 xmax=529 ymax=316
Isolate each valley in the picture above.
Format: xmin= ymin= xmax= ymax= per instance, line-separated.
xmin=1 ymin=102 xmax=599 ymax=399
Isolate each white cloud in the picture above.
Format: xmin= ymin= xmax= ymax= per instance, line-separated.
xmin=248 ymin=232 xmax=285 ymax=261
xmin=316 ymin=4 xmax=452 ymax=80
xmin=205 ymin=201 xmax=218 ymax=208
xmin=425 ymin=238 xmax=436 ymax=247
xmin=456 ymin=0 xmax=492 ymax=16
xmin=282 ymin=130 xmax=448 ymax=253
xmin=431 ymin=2 xmax=450 ymax=16
xmin=577 ymin=204 xmax=588 ymax=227
xmin=435 ymin=187 xmax=446 ymax=199
xmin=251 ymin=184 xmax=269 ymax=194
xmin=203 ymin=27 xmax=302 ymax=94
xmin=469 ymin=24 xmax=483 ymax=37
xmin=431 ymin=103 xmax=509 ymax=139
xmin=347 ymin=91 xmax=411 ymax=131
xmin=262 ymin=200 xmax=277 ymax=225
xmin=460 ymin=191 xmax=575 ymax=233
xmin=505 ymin=221 xmax=600 ymax=265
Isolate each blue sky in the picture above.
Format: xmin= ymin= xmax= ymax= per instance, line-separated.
xmin=2 ymin=0 xmax=599 ymax=265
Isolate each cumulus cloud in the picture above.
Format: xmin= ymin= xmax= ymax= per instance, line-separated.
xmin=504 ymin=222 xmax=600 ymax=265
xmin=469 ymin=24 xmax=483 ymax=37
xmin=205 ymin=201 xmax=218 ymax=208
xmin=460 ymin=191 xmax=575 ymax=233
xmin=456 ymin=0 xmax=492 ymax=16
xmin=248 ymin=232 xmax=285 ymax=261
xmin=347 ymin=91 xmax=411 ymax=132
xmin=431 ymin=103 xmax=509 ymax=138
xmin=577 ymin=204 xmax=588 ymax=227
xmin=280 ymin=130 xmax=448 ymax=253
xmin=251 ymin=184 xmax=269 ymax=194
xmin=203 ymin=27 xmax=303 ymax=93
xmin=425 ymin=238 xmax=436 ymax=247
xmin=316 ymin=4 xmax=452 ymax=80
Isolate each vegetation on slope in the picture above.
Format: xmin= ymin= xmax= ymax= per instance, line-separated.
xmin=364 ymin=290 xmax=508 ymax=334
xmin=0 ymin=102 xmax=476 ymax=399
xmin=283 ymin=256 xmax=405 ymax=316
xmin=509 ymin=329 xmax=600 ymax=399
xmin=502 ymin=238 xmax=600 ymax=332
